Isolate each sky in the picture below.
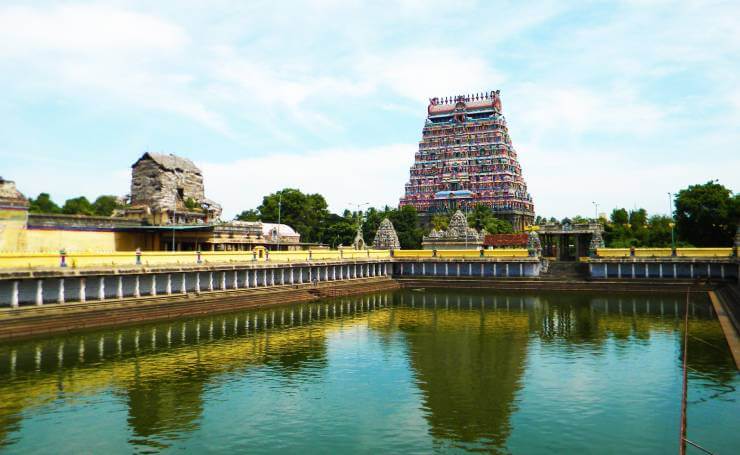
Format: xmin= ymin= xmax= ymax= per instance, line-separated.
xmin=1 ymin=0 xmax=738 ymax=220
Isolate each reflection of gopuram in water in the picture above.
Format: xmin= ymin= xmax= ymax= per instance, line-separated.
xmin=368 ymin=291 xmax=730 ymax=451
xmin=372 ymin=292 xmax=532 ymax=451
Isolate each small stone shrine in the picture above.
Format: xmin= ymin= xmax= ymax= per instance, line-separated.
xmin=422 ymin=210 xmax=483 ymax=250
xmin=372 ymin=218 xmax=401 ymax=250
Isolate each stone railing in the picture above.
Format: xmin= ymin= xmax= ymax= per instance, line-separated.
xmin=0 ymin=249 xmax=392 ymax=270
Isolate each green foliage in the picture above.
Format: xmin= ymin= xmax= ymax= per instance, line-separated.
xmin=484 ymin=218 xmax=514 ymax=234
xmin=645 ymin=215 xmax=673 ymax=247
xmin=184 ymin=197 xmax=198 ymax=211
xmin=610 ymin=208 xmax=628 ymax=225
xmin=325 ymin=213 xmax=356 ymax=248
xmin=257 ymin=189 xmax=330 ymax=244
xmin=235 ymin=209 xmax=261 ymax=221
xmin=388 ymin=205 xmax=424 ymax=249
xmin=466 ymin=204 xmax=513 ymax=234
xmin=91 ymin=195 xmax=122 ymax=216
xmin=570 ymin=215 xmax=589 ymax=224
xmin=430 ymin=215 xmax=449 ymax=231
xmin=28 ymin=193 xmax=61 ymax=213
xmin=675 ymin=181 xmax=738 ymax=247
xmin=30 ymin=193 xmax=123 ymax=216
xmin=62 ymin=196 xmax=95 ymax=216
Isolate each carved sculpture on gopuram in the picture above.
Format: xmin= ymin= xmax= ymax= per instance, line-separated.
xmin=402 ymin=90 xmax=534 ymax=231
xmin=372 ymin=218 xmax=401 ymax=250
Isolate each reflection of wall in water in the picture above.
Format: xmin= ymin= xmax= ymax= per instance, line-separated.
xmin=0 ymin=303 xmax=345 ymax=448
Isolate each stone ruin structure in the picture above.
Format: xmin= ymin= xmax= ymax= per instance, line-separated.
xmin=399 ymin=90 xmax=534 ymax=231
xmin=372 ymin=218 xmax=401 ymax=250
xmin=124 ymin=152 xmax=222 ymax=225
xmin=422 ymin=210 xmax=483 ymax=250
xmin=0 ymin=177 xmax=28 ymax=209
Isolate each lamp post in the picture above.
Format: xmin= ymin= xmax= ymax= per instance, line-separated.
xmin=349 ymin=202 xmax=370 ymax=249
xmin=172 ymin=193 xmax=176 ymax=252
xmin=668 ymin=192 xmax=676 ymax=255
xmin=276 ymin=192 xmax=282 ymax=251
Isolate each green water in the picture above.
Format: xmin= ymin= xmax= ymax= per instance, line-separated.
xmin=0 ymin=290 xmax=737 ymax=454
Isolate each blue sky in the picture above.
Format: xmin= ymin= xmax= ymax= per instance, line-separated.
xmin=1 ymin=0 xmax=738 ymax=219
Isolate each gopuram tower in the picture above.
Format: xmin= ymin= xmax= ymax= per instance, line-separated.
xmin=399 ymin=90 xmax=534 ymax=231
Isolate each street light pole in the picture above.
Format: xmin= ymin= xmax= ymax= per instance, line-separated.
xmin=668 ymin=192 xmax=676 ymax=254
xmin=592 ymin=201 xmax=599 ymax=221
xmin=277 ymin=192 xmax=282 ymax=251
xmin=172 ymin=191 xmax=176 ymax=252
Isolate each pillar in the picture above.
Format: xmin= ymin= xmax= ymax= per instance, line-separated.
xmin=332 ymin=265 xmax=336 ymax=281
xmin=98 ymin=277 xmax=105 ymax=301
xmin=290 ymin=268 xmax=294 ymax=284
xmin=659 ymin=263 xmax=663 ymax=279
xmin=36 ymin=279 xmax=44 ymax=306
xmin=505 ymin=264 xmax=509 ymax=277
xmin=631 ymin=264 xmax=635 ymax=279
xmin=480 ymin=263 xmax=484 ymax=277
xmin=79 ymin=277 xmax=86 ymax=303
xmin=299 ymin=268 xmax=304 ymax=284
xmin=117 ymin=276 xmax=123 ymax=299
xmin=151 ymin=275 xmax=157 ymax=296
xmin=281 ymin=268 xmax=285 ymax=285
xmin=271 ymin=269 xmax=275 ymax=286
xmin=673 ymin=263 xmax=677 ymax=279
xmin=617 ymin=263 xmax=622 ymax=279
xmin=181 ymin=273 xmax=187 ymax=294
xmin=208 ymin=272 xmax=214 ymax=291
xmin=58 ymin=278 xmax=65 ymax=304
xmin=263 ymin=269 xmax=268 ymax=287
xmin=166 ymin=274 xmax=172 ymax=295
xmin=221 ymin=272 xmax=227 ymax=290
xmin=195 ymin=273 xmax=201 ymax=292
xmin=456 ymin=263 xmax=460 ymax=276
xmin=10 ymin=281 xmax=19 ymax=308
xmin=309 ymin=266 xmax=313 ymax=283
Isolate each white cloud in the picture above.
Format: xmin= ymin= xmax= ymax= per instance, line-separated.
xmin=357 ymin=48 xmax=506 ymax=104
xmin=0 ymin=4 xmax=186 ymax=56
xmin=201 ymin=144 xmax=415 ymax=218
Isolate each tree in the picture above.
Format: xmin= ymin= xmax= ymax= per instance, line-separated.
xmin=610 ymin=208 xmax=629 ymax=225
xmin=388 ymin=205 xmax=423 ymax=249
xmin=484 ymin=218 xmax=514 ymax=234
xmin=467 ymin=205 xmax=492 ymax=231
xmin=91 ymin=195 xmax=121 ymax=216
xmin=61 ymin=196 xmax=94 ymax=216
xmin=324 ymin=214 xmax=356 ymax=248
xmin=235 ymin=209 xmax=261 ymax=221
xmin=675 ymin=181 xmax=739 ymax=246
xmin=646 ymin=215 xmax=673 ymax=247
xmin=430 ymin=214 xmax=449 ymax=231
xmin=257 ymin=188 xmax=330 ymax=244
xmin=28 ymin=193 xmax=61 ymax=213
xmin=466 ymin=204 xmax=513 ymax=233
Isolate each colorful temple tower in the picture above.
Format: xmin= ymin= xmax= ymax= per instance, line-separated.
xmin=399 ymin=90 xmax=534 ymax=231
